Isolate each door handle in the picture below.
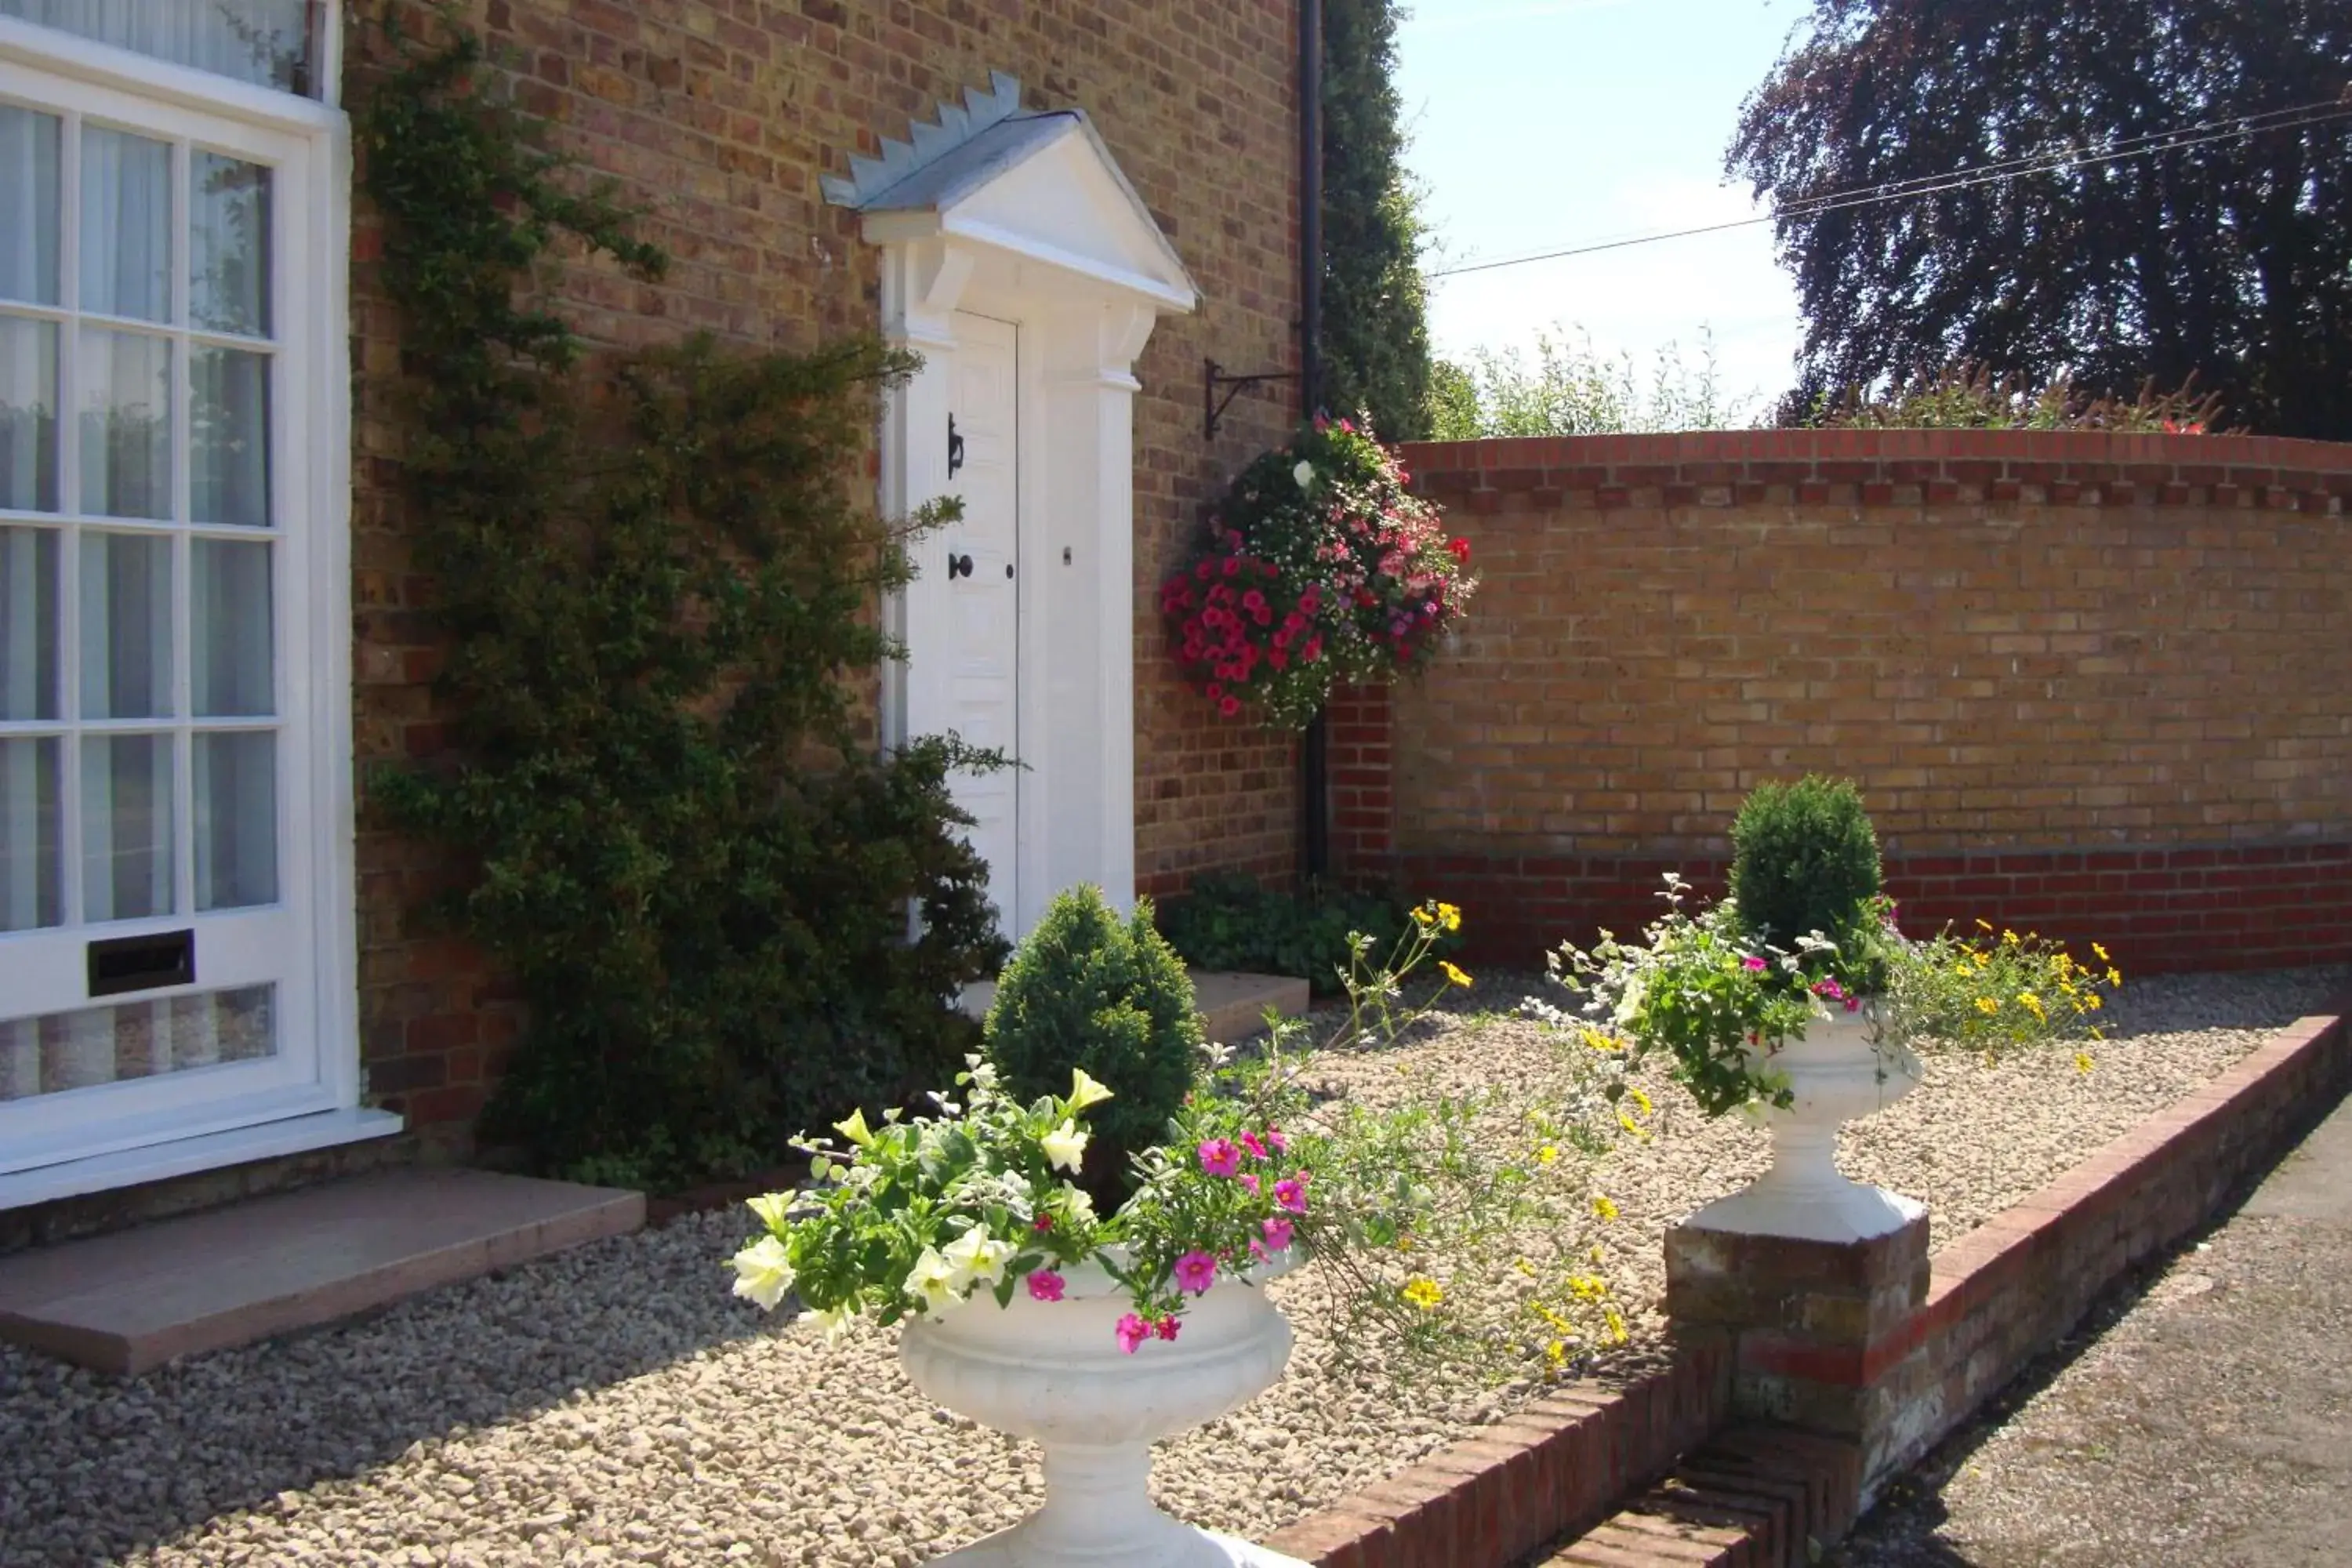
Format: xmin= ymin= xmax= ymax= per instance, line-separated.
xmin=948 ymin=552 xmax=974 ymax=579
xmin=948 ymin=415 xmax=965 ymax=477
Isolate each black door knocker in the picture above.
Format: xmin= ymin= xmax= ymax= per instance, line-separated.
xmin=947 ymin=551 xmax=975 ymax=579
xmin=947 ymin=414 xmax=966 ymax=477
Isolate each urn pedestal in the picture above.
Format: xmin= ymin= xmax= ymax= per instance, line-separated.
xmin=899 ymin=1256 xmax=1309 ymax=1568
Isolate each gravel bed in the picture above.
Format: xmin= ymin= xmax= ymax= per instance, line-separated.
xmin=1 ymin=964 xmax=2342 ymax=1568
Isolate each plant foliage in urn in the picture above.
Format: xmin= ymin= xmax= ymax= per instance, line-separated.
xmin=1729 ymin=775 xmax=1884 ymax=953
xmin=1160 ymin=417 xmax=1475 ymax=728
xmin=982 ymin=885 xmax=1201 ymax=1200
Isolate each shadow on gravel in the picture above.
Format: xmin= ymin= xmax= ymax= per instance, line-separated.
xmin=0 ymin=1213 xmax=777 ymax=1567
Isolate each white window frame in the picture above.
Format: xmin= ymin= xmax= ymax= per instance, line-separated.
xmin=0 ymin=13 xmax=392 ymax=1210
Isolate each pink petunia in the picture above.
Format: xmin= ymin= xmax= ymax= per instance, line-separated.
xmin=1115 ymin=1312 xmax=1152 ymax=1354
xmin=1033 ymin=1213 xmax=1054 ymax=1232
xmin=1238 ymin=1131 xmax=1267 ymax=1160
xmin=1027 ymin=1270 xmax=1067 ymax=1302
xmin=1155 ymin=1316 xmax=1181 ymax=1341
xmin=1264 ymin=1126 xmax=1287 ymax=1153
xmin=1198 ymin=1138 xmax=1243 ymax=1177
xmin=1742 ymin=956 xmax=1767 ymax=972
xmin=1240 ymin=1173 xmax=1261 ymax=1196
xmin=1273 ymin=1174 xmax=1309 ymax=1214
xmin=1173 ymin=1250 xmax=1218 ymax=1294
xmin=1261 ymin=1217 xmax=1294 ymax=1251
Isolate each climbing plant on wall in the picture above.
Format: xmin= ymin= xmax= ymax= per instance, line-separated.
xmin=1320 ymin=0 xmax=1436 ymax=441
xmin=356 ymin=24 xmax=1005 ymax=1189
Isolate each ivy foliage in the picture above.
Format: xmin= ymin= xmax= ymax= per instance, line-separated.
xmin=1319 ymin=0 xmax=1434 ymax=441
xmin=357 ymin=27 xmax=1005 ymax=1189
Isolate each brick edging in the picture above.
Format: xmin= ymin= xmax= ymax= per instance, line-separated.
xmin=1264 ymin=993 xmax=2351 ymax=1567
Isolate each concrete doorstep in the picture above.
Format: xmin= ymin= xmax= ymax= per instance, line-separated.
xmin=0 ymin=1168 xmax=642 ymax=1375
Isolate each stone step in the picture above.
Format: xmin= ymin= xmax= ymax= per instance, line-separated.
xmin=960 ymin=970 xmax=1312 ymax=1044
xmin=0 ymin=1168 xmax=642 ymax=1375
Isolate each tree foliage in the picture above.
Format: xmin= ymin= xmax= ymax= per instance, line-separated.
xmin=1426 ymin=325 xmax=1759 ymax=438
xmin=1320 ymin=0 xmax=1435 ymax=440
xmin=1730 ymin=0 xmax=2352 ymax=437
xmin=358 ymin=28 xmax=1004 ymax=1189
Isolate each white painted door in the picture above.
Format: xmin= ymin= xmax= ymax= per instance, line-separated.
xmin=0 ymin=80 xmax=325 ymax=1172
xmin=935 ymin=313 xmax=1018 ymax=925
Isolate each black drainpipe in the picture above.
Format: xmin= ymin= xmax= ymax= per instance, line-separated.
xmin=1299 ymin=0 xmax=1330 ymax=882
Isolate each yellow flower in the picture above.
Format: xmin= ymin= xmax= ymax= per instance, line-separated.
xmin=1975 ymin=918 xmax=1994 ymax=931
xmin=1545 ymin=1338 xmax=1568 ymax=1367
xmin=1401 ymin=1276 xmax=1444 ymax=1312
xmin=2085 ymin=993 xmax=2103 ymax=1011
xmin=1536 ymin=1144 xmax=1559 ymax=1165
xmin=1410 ymin=906 xmax=1434 ymax=928
xmin=1589 ymin=1243 xmax=1606 ymax=1265
xmin=2092 ymin=942 xmax=2111 ymax=963
xmin=1592 ymin=1194 xmax=1620 ymax=1222
xmin=1628 ymin=1085 xmax=1654 ymax=1116
xmin=1616 ymin=1108 xmax=1646 ymax=1138
xmin=1437 ymin=902 xmax=1463 ymax=932
xmin=1973 ymin=951 xmax=1991 ymax=970
xmin=1514 ymin=1257 xmax=1537 ymax=1278
xmin=1566 ymin=1273 xmax=1609 ymax=1301
xmin=1975 ymin=996 xmax=2000 ymax=1015
xmin=2002 ymin=928 xmax=2020 ymax=946
xmin=1440 ymin=960 xmax=1474 ymax=988
xmin=2107 ymin=967 xmax=2123 ymax=989
xmin=2017 ymin=992 xmax=2045 ymax=1022
xmin=1603 ymin=1306 xmax=1628 ymax=1343
xmin=2074 ymin=1051 xmax=2096 ymax=1075
xmin=1581 ymin=1027 xmax=1623 ymax=1054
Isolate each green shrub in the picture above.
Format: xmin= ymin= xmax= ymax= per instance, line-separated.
xmin=983 ymin=887 xmax=1202 ymax=1196
xmin=1155 ymin=874 xmax=1420 ymax=994
xmin=1728 ymin=776 xmax=1883 ymax=949
xmin=356 ymin=29 xmax=1005 ymax=1191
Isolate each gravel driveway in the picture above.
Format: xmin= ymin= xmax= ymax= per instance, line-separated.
xmin=2 ymin=964 xmax=2342 ymax=1568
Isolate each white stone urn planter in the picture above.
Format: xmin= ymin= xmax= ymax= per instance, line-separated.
xmin=898 ymin=1250 xmax=1310 ymax=1568
xmin=1686 ymin=1007 xmax=1926 ymax=1243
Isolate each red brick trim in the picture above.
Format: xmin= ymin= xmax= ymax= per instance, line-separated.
xmin=1399 ymin=430 xmax=2352 ymax=514
xmin=1259 ymin=1341 xmax=1732 ymax=1568
xmin=1396 ymin=840 xmax=2352 ymax=976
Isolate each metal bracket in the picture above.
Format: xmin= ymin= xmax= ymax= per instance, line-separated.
xmin=1204 ymin=358 xmax=1300 ymax=441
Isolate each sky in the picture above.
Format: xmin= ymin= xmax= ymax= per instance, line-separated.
xmin=1396 ymin=0 xmax=1813 ymax=418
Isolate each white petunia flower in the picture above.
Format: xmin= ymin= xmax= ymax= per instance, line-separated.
xmin=745 ymin=1192 xmax=793 ymax=1230
xmin=1040 ymin=1119 xmax=1090 ymax=1174
xmin=1067 ymin=1068 xmax=1115 ymax=1111
xmin=1293 ymin=459 xmax=1316 ymax=488
xmin=904 ymin=1246 xmax=963 ymax=1316
xmin=942 ymin=1225 xmax=1014 ymax=1290
xmin=811 ymin=1302 xmax=859 ymax=1344
xmin=728 ymin=1236 xmax=797 ymax=1311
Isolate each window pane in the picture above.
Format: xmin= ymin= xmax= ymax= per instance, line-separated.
xmin=191 ymin=347 xmax=269 ymax=526
xmin=81 ymin=731 xmax=174 ymax=920
xmin=0 ymin=985 xmax=276 ymax=1102
xmin=0 ymin=315 xmax=57 ymax=511
xmin=78 ymin=328 xmax=171 ymax=519
xmin=80 ymin=531 xmax=172 ymax=718
xmin=0 ymin=105 xmax=60 ymax=307
xmin=81 ymin=127 xmax=172 ymax=323
xmin=0 ymin=525 xmax=57 ymax=720
xmin=0 ymin=735 xmax=60 ymax=931
xmin=192 ymin=539 xmax=270 ymax=715
xmin=195 ymin=729 xmax=274 ymax=909
xmin=192 ymin=154 xmax=270 ymax=337
xmin=0 ymin=1 xmax=318 ymax=96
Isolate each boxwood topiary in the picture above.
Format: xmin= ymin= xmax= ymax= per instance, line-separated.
xmin=983 ymin=885 xmax=1202 ymax=1198
xmin=1729 ymin=775 xmax=1883 ymax=949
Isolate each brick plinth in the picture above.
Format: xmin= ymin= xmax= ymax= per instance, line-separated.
xmin=1664 ymin=1214 xmax=1931 ymax=1502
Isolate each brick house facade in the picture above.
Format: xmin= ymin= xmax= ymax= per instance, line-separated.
xmin=0 ymin=0 xmax=1306 ymax=1210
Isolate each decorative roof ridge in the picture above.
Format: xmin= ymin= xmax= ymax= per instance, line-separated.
xmin=821 ymin=70 xmax=1025 ymax=209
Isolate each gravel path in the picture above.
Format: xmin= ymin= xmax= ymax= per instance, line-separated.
xmin=2 ymin=964 xmax=2341 ymax=1568
xmin=1831 ymin=1074 xmax=2352 ymax=1566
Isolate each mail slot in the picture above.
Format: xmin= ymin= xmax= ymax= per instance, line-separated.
xmin=87 ymin=929 xmax=196 ymax=999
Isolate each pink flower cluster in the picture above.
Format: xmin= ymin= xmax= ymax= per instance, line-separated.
xmin=1116 ymin=1312 xmax=1181 ymax=1354
xmin=1811 ymin=977 xmax=1862 ymax=1012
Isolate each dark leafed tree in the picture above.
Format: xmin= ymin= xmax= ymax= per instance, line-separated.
xmin=1320 ymin=0 xmax=1435 ymax=441
xmin=1729 ymin=1 xmax=2352 ymax=437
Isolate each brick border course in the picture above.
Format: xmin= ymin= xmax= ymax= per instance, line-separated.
xmin=1266 ymin=993 xmax=2350 ymax=1566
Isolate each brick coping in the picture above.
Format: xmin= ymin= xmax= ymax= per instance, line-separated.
xmin=1261 ymin=993 xmax=2352 ymax=1567
xmin=1401 ymin=427 xmax=2352 ymax=479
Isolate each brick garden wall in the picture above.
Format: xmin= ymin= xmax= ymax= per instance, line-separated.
xmin=347 ymin=0 xmax=1303 ymax=1142
xmin=1334 ymin=430 xmax=2352 ymax=973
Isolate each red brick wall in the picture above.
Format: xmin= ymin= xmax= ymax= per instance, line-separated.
xmin=348 ymin=1 xmax=1302 ymax=1140
xmin=1333 ymin=430 xmax=2352 ymax=973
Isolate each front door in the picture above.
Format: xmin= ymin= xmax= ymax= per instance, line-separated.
xmin=924 ymin=312 xmax=1018 ymax=927
xmin=0 ymin=79 xmax=325 ymax=1174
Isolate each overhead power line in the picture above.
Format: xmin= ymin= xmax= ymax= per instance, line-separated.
xmin=1426 ymin=97 xmax=2352 ymax=280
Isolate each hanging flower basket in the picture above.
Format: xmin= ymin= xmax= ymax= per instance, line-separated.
xmin=1160 ymin=417 xmax=1475 ymax=728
